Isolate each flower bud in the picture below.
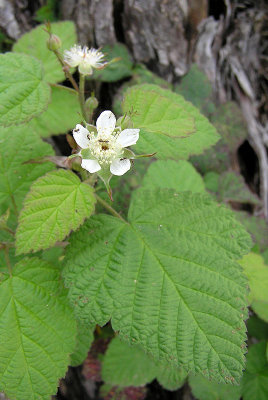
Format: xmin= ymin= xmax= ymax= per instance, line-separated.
xmin=85 ymin=96 xmax=98 ymax=121
xmin=85 ymin=96 xmax=98 ymax=112
xmin=47 ymin=34 xmax=62 ymax=51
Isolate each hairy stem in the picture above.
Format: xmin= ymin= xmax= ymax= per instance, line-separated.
xmin=95 ymin=194 xmax=127 ymax=223
xmin=79 ymin=74 xmax=88 ymax=121
xmin=54 ymin=50 xmax=79 ymax=92
xmin=3 ymin=226 xmax=15 ymax=236
xmin=4 ymin=246 xmax=12 ymax=275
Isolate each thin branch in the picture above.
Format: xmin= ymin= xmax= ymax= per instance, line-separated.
xmin=95 ymin=194 xmax=127 ymax=223
xmin=78 ymin=74 xmax=88 ymax=121
xmin=54 ymin=50 xmax=79 ymax=92
xmin=4 ymin=246 xmax=12 ymax=276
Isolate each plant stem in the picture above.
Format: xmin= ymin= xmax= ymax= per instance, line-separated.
xmin=11 ymin=195 xmax=18 ymax=217
xmin=54 ymin=50 xmax=79 ymax=92
xmin=4 ymin=246 xmax=12 ymax=276
xmin=95 ymin=194 xmax=127 ymax=223
xmin=79 ymin=74 xmax=88 ymax=121
xmin=3 ymin=227 xmax=15 ymax=236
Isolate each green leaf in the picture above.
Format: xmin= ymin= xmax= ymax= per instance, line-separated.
xmin=239 ymin=253 xmax=268 ymax=322
xmin=132 ymin=64 xmax=172 ymax=89
xmin=0 ymin=53 xmax=51 ymax=126
xmin=112 ymin=65 xmax=171 ymax=116
xmin=102 ymin=337 xmax=157 ymax=387
xmin=190 ymin=141 xmax=230 ymax=175
xmin=242 ymin=342 xmax=268 ymax=400
xmin=40 ymin=246 xmax=64 ymax=270
xmin=122 ymin=84 xmax=219 ymax=160
xmin=0 ymin=257 xmax=76 ymax=400
xmin=13 ymin=21 xmax=77 ymax=83
xmin=218 ymin=172 xmax=260 ymax=205
xmin=0 ymin=125 xmax=55 ymax=225
xmin=29 ymin=85 xmax=81 ymax=137
xmin=34 ymin=0 xmax=57 ymax=23
xmin=189 ymin=374 xmax=241 ymax=400
xmin=64 ymin=189 xmax=251 ymax=383
xmin=16 ymin=169 xmax=96 ymax=254
xmin=210 ymin=102 xmax=247 ymax=151
xmin=155 ymin=363 xmax=187 ymax=391
xmin=142 ymin=160 xmax=205 ymax=193
xmin=70 ymin=321 xmax=94 ymax=367
xmin=204 ymin=172 xmax=220 ymax=193
xmin=247 ymin=315 xmax=268 ymax=340
xmin=174 ymin=64 xmax=215 ymax=117
xmin=93 ymin=43 xmax=133 ymax=82
xmin=190 ymin=102 xmax=247 ymax=174
xmin=262 ymin=249 xmax=268 ymax=265
xmin=123 ymin=84 xmax=195 ymax=139
xmin=101 ymin=336 xmax=186 ymax=390
xmin=235 ymin=211 xmax=268 ymax=252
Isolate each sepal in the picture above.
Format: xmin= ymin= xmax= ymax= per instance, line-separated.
xmin=97 ymin=167 xmax=113 ymax=201
xmin=116 ymin=115 xmax=133 ymax=130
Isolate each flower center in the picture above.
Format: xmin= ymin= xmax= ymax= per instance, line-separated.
xmin=88 ymin=132 xmax=122 ymax=165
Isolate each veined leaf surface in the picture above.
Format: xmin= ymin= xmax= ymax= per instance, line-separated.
xmin=64 ymin=189 xmax=251 ymax=383
xmin=0 ymin=258 xmax=76 ymax=400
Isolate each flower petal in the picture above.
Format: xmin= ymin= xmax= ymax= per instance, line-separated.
xmin=110 ymin=158 xmax=131 ymax=176
xmin=81 ymin=159 xmax=101 ymax=173
xmin=63 ymin=46 xmax=82 ymax=67
xmin=116 ymin=129 xmax=140 ymax=147
xmin=96 ymin=111 xmax=116 ymax=135
xmin=73 ymin=124 xmax=90 ymax=149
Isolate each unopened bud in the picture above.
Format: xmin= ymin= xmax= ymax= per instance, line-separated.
xmin=47 ymin=34 xmax=62 ymax=51
xmin=85 ymin=96 xmax=98 ymax=112
xmin=116 ymin=115 xmax=133 ymax=130
xmin=85 ymin=96 xmax=98 ymax=121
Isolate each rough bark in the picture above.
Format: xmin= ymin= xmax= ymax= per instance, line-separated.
xmin=194 ymin=0 xmax=268 ymax=218
xmin=122 ymin=0 xmax=189 ymax=79
xmin=60 ymin=0 xmax=116 ymax=45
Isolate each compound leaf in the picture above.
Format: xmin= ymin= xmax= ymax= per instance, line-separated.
xmin=29 ymin=85 xmax=81 ymax=137
xmin=0 ymin=53 xmax=50 ymax=126
xmin=13 ymin=21 xmax=77 ymax=83
xmin=16 ymin=169 xmax=95 ymax=254
xmin=64 ymin=189 xmax=251 ymax=383
xmin=0 ymin=257 xmax=76 ymax=400
xmin=122 ymin=84 xmax=219 ymax=159
xmin=142 ymin=160 xmax=205 ymax=193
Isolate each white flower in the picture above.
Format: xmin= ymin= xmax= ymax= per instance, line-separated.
xmin=73 ymin=111 xmax=139 ymax=176
xmin=63 ymin=45 xmax=106 ymax=75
